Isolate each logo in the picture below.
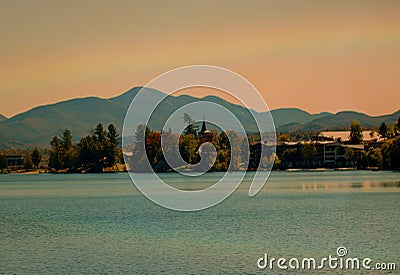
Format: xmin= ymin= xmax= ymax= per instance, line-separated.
xmin=257 ymin=246 xmax=397 ymax=271
xmin=122 ymin=65 xmax=276 ymax=211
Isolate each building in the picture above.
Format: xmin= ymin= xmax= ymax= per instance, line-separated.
xmin=198 ymin=120 xmax=213 ymax=143
xmin=316 ymin=131 xmax=383 ymax=143
xmin=5 ymin=154 xmax=24 ymax=169
xmin=275 ymin=139 xmax=364 ymax=168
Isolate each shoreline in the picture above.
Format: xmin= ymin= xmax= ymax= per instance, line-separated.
xmin=2 ymin=167 xmax=399 ymax=175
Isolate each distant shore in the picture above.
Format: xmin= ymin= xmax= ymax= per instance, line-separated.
xmin=2 ymin=166 xmax=399 ymax=175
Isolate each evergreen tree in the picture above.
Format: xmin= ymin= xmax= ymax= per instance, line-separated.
xmin=105 ymin=124 xmax=119 ymax=169
xmin=62 ymin=129 xmax=73 ymax=150
xmin=78 ymin=135 xmax=95 ymax=170
xmin=94 ymin=123 xmax=107 ymax=143
xmin=31 ymin=148 xmax=41 ymax=169
xmin=77 ymin=123 xmax=120 ymax=172
xmin=48 ymin=129 xmax=78 ymax=171
xmin=49 ymin=136 xmax=62 ymax=170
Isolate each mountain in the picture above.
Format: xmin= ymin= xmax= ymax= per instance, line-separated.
xmin=277 ymin=110 xmax=400 ymax=132
xmin=271 ymin=108 xmax=332 ymax=131
xmin=0 ymin=87 xmax=142 ymax=149
xmin=0 ymin=114 xmax=6 ymax=123
xmin=0 ymin=87 xmax=398 ymax=149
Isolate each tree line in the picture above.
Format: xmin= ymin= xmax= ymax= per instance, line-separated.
xmin=127 ymin=122 xmax=240 ymax=172
xmin=45 ymin=114 xmax=400 ymax=172
xmin=48 ymin=123 xmax=121 ymax=172
xmin=1 ymin=116 xmax=399 ymax=173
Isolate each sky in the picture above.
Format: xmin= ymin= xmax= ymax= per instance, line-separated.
xmin=1 ymin=0 xmax=400 ymax=118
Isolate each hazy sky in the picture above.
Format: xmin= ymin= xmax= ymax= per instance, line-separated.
xmin=1 ymin=0 xmax=399 ymax=118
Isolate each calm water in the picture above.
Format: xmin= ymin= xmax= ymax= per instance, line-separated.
xmin=0 ymin=171 xmax=399 ymax=274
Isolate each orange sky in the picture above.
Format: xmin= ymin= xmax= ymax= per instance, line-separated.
xmin=1 ymin=0 xmax=399 ymax=118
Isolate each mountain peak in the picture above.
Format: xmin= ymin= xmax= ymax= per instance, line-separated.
xmin=110 ymin=86 xmax=165 ymax=103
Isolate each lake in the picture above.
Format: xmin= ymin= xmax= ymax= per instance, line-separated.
xmin=0 ymin=171 xmax=399 ymax=274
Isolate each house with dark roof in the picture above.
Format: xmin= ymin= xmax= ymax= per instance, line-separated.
xmin=198 ymin=120 xmax=213 ymax=144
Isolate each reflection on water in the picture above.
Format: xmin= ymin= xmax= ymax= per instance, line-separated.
xmin=265 ymin=170 xmax=400 ymax=192
xmin=300 ymin=180 xmax=400 ymax=191
xmin=0 ymin=171 xmax=399 ymax=274
xmin=163 ymin=170 xmax=400 ymax=193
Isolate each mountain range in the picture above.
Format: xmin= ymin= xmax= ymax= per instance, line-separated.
xmin=0 ymin=114 xmax=7 ymax=123
xmin=0 ymin=87 xmax=399 ymax=149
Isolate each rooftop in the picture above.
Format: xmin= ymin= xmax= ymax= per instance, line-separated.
xmin=318 ymin=131 xmax=383 ymax=142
